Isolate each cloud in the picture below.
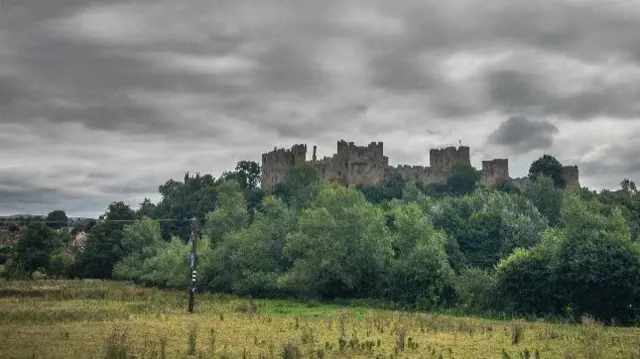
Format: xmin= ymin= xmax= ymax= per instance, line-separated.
xmin=488 ymin=116 xmax=559 ymax=154
xmin=1 ymin=0 xmax=640 ymax=215
xmin=481 ymin=55 xmax=640 ymax=119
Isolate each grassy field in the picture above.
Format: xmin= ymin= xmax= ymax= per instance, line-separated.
xmin=0 ymin=280 xmax=638 ymax=359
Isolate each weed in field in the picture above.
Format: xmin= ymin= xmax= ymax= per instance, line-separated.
xmin=512 ymin=320 xmax=525 ymax=345
xmin=337 ymin=310 xmax=348 ymax=337
xmin=233 ymin=300 xmax=259 ymax=314
xmin=103 ymin=325 xmax=133 ymax=359
xmin=300 ymin=326 xmax=315 ymax=345
xmin=282 ymin=341 xmax=301 ymax=359
xmin=187 ymin=324 xmax=197 ymax=355
xmin=395 ymin=325 xmax=406 ymax=353
xmin=208 ymin=328 xmax=216 ymax=355
xmin=579 ymin=314 xmax=605 ymax=359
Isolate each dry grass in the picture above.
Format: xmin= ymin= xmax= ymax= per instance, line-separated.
xmin=0 ymin=279 xmax=639 ymax=358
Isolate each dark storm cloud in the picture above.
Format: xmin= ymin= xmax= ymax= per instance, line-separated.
xmin=2 ymin=0 xmax=640 ymax=215
xmin=488 ymin=116 xmax=559 ymax=154
xmin=483 ymin=67 xmax=640 ymax=120
xmin=0 ymin=175 xmax=104 ymax=215
xmin=580 ymin=145 xmax=640 ymax=176
xmin=0 ymin=75 xmax=31 ymax=107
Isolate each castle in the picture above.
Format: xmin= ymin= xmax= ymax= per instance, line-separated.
xmin=261 ymin=140 xmax=580 ymax=192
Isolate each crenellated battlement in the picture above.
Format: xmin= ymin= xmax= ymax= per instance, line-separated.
xmin=261 ymin=144 xmax=308 ymax=191
xmin=336 ymin=140 xmax=384 ymax=157
xmin=259 ymin=140 xmax=579 ymax=191
xmin=430 ymin=146 xmax=471 ymax=170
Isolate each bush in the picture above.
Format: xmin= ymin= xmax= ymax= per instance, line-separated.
xmin=48 ymin=251 xmax=76 ymax=278
xmin=454 ymin=268 xmax=498 ymax=314
xmin=382 ymin=203 xmax=455 ymax=309
xmin=496 ymin=195 xmax=640 ymax=324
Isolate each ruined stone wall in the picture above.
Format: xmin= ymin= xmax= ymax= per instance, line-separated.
xmin=391 ymin=165 xmax=449 ymax=185
xmin=430 ymin=146 xmax=471 ymax=170
xmin=389 ymin=146 xmax=471 ymax=186
xmin=308 ymin=140 xmax=388 ymax=187
xmin=481 ymin=159 xmax=509 ymax=187
xmin=261 ymin=144 xmax=307 ymax=192
xmin=260 ymin=140 xmax=580 ymax=192
xmin=562 ymin=165 xmax=580 ymax=188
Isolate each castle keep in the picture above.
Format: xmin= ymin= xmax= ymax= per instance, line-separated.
xmin=261 ymin=140 xmax=580 ymax=192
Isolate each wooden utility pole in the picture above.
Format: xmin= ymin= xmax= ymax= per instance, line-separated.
xmin=188 ymin=218 xmax=199 ymax=313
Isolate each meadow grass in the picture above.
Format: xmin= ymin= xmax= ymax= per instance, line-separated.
xmin=0 ymin=279 xmax=639 ymax=358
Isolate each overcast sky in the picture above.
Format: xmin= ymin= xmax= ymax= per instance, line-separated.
xmin=1 ymin=0 xmax=639 ymax=217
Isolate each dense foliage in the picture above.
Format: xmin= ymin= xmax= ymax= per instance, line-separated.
xmin=1 ymin=155 xmax=639 ymax=325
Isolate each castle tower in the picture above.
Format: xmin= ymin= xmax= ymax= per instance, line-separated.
xmin=261 ymin=144 xmax=307 ymax=192
xmin=291 ymin=144 xmax=307 ymax=165
xmin=481 ymin=159 xmax=509 ymax=187
xmin=430 ymin=146 xmax=471 ymax=170
xmin=562 ymin=165 xmax=580 ymax=188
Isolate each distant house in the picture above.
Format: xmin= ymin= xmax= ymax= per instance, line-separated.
xmin=71 ymin=231 xmax=87 ymax=252
xmin=0 ymin=229 xmax=17 ymax=246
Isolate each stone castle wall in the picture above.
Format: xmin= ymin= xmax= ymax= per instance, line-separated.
xmin=260 ymin=140 xmax=580 ymax=191
xmin=391 ymin=146 xmax=471 ymax=185
xmin=430 ymin=146 xmax=471 ymax=170
xmin=308 ymin=140 xmax=389 ymax=187
xmin=392 ymin=165 xmax=449 ymax=185
xmin=260 ymin=144 xmax=307 ymax=192
xmin=481 ymin=159 xmax=510 ymax=187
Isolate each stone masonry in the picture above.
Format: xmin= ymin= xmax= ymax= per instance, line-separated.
xmin=260 ymin=140 xmax=580 ymax=192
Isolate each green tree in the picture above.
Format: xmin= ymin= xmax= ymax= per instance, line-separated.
xmin=120 ymin=219 xmax=164 ymax=259
xmin=77 ymin=201 xmax=136 ymax=278
xmin=280 ymin=183 xmax=392 ymax=299
xmin=114 ymin=219 xmax=168 ymax=284
xmin=497 ymin=194 xmax=640 ymax=324
xmin=234 ymin=160 xmax=265 ymax=220
xmin=115 ymin=235 xmax=214 ymax=289
xmin=137 ymin=198 xmax=156 ymax=219
xmin=528 ymin=154 xmax=566 ymax=188
xmin=620 ymin=178 xmax=638 ymax=197
xmin=235 ymin=160 xmax=261 ymax=190
xmin=48 ymin=249 xmax=76 ymax=278
xmin=383 ymin=202 xmax=455 ymax=309
xmin=360 ymin=172 xmax=407 ymax=204
xmin=495 ymin=179 xmax=521 ymax=194
xmin=447 ymin=164 xmax=481 ymax=196
xmin=274 ymin=164 xmax=321 ymax=210
xmin=204 ymin=180 xmax=249 ymax=245
xmin=429 ymin=190 xmax=548 ymax=269
xmin=45 ymin=210 xmax=68 ymax=230
xmin=11 ymin=221 xmax=61 ymax=276
xmin=155 ymin=172 xmax=218 ymax=240
xmin=206 ymin=196 xmax=296 ymax=296
xmin=454 ymin=268 xmax=499 ymax=314
xmin=595 ymin=187 xmax=640 ymax=242
xmin=522 ymin=175 xmax=563 ymax=226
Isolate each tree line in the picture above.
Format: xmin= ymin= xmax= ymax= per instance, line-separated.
xmin=1 ymin=155 xmax=639 ymax=325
